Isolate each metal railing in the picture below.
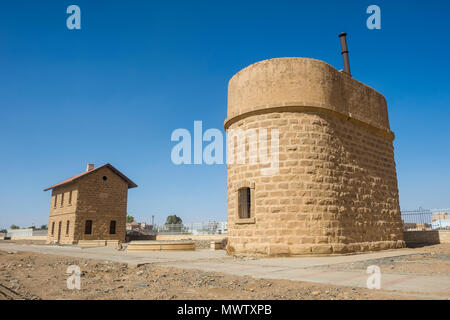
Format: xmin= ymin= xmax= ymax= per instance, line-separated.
xmin=401 ymin=208 xmax=449 ymax=231
xmin=153 ymin=221 xmax=228 ymax=235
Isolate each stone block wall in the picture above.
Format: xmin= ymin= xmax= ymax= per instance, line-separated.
xmin=75 ymin=166 xmax=128 ymax=243
xmin=403 ymin=230 xmax=450 ymax=246
xmin=46 ymin=166 xmax=129 ymax=244
xmin=47 ymin=184 xmax=79 ymax=244
xmin=225 ymin=58 xmax=404 ymax=255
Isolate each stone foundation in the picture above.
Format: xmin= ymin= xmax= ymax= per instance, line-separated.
xmin=228 ymin=240 xmax=406 ymax=256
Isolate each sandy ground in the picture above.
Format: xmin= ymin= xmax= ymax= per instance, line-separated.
xmin=1 ymin=244 xmax=449 ymax=300
xmin=308 ymin=244 xmax=450 ymax=276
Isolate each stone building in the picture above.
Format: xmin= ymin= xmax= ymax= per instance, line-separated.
xmin=44 ymin=163 xmax=137 ymax=244
xmin=225 ymin=57 xmax=405 ymax=255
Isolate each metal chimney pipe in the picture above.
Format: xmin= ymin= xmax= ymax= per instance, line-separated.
xmin=339 ymin=32 xmax=351 ymax=77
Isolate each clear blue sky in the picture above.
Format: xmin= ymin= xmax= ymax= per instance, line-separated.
xmin=0 ymin=0 xmax=449 ymax=229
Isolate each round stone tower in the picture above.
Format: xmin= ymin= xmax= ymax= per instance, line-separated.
xmin=225 ymin=58 xmax=405 ymax=256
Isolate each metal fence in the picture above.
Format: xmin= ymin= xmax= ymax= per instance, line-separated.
xmin=153 ymin=221 xmax=228 ymax=235
xmin=401 ymin=208 xmax=450 ymax=231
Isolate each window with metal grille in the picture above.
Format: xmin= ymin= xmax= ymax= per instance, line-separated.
xmin=84 ymin=220 xmax=92 ymax=235
xmin=109 ymin=220 xmax=116 ymax=235
xmin=238 ymin=187 xmax=251 ymax=219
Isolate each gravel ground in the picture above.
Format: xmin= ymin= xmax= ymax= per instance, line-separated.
xmin=308 ymin=244 xmax=450 ymax=276
xmin=1 ymin=246 xmax=449 ymax=300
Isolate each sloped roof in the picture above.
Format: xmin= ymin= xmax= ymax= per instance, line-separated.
xmin=44 ymin=163 xmax=138 ymax=191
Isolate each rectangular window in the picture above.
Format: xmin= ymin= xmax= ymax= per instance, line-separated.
xmin=61 ymin=193 xmax=64 ymax=207
xmin=51 ymin=222 xmax=55 ymax=235
xmin=66 ymin=220 xmax=70 ymax=235
xmin=109 ymin=220 xmax=116 ymax=235
xmin=54 ymin=195 xmax=57 ymax=208
xmin=238 ymin=187 xmax=251 ymax=219
xmin=84 ymin=220 xmax=92 ymax=235
xmin=68 ymin=191 xmax=73 ymax=205
xmin=58 ymin=221 xmax=62 ymax=238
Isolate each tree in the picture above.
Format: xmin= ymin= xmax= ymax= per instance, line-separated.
xmin=10 ymin=225 xmax=20 ymax=230
xmin=165 ymin=215 xmax=183 ymax=233
xmin=40 ymin=225 xmax=48 ymax=230
xmin=0 ymin=229 xmax=7 ymax=234
xmin=126 ymin=215 xmax=135 ymax=223
xmin=165 ymin=215 xmax=182 ymax=225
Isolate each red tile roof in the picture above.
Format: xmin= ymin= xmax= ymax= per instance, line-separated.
xmin=44 ymin=163 xmax=137 ymax=191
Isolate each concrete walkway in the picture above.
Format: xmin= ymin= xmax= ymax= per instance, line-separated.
xmin=1 ymin=243 xmax=449 ymax=297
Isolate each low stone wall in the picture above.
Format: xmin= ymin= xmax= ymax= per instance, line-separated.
xmin=193 ymin=239 xmax=228 ymax=249
xmin=125 ymin=234 xmax=156 ymax=242
xmin=0 ymin=239 xmax=46 ymax=245
xmin=155 ymin=235 xmax=227 ymax=249
xmin=440 ymin=230 xmax=450 ymax=243
xmin=11 ymin=236 xmax=47 ymax=241
xmin=155 ymin=235 xmax=226 ymax=241
xmin=127 ymin=240 xmax=195 ymax=252
xmin=403 ymin=230 xmax=450 ymax=246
